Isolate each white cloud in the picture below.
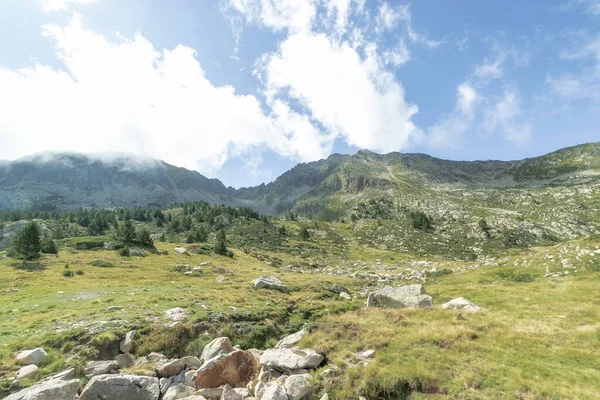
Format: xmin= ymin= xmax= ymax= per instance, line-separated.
xmin=228 ymin=0 xmax=316 ymax=32
xmin=376 ymin=3 xmax=408 ymax=31
xmin=39 ymin=0 xmax=97 ymax=12
xmin=0 ymin=14 xmax=332 ymax=173
xmin=474 ymin=56 xmax=505 ymax=81
xmin=260 ymin=31 xmax=420 ymax=152
xmin=382 ymin=39 xmax=410 ymax=67
xmin=483 ymin=89 xmax=532 ymax=145
xmin=428 ymin=83 xmax=477 ymax=149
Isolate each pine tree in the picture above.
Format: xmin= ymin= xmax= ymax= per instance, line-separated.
xmin=11 ymin=221 xmax=42 ymax=264
xmin=214 ymin=229 xmax=228 ymax=256
xmin=299 ymin=227 xmax=310 ymax=240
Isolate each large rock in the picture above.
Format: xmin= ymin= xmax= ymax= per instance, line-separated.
xmin=285 ymin=373 xmax=312 ymax=400
xmin=163 ymin=384 xmax=196 ymax=400
xmin=275 ymin=330 xmax=306 ymax=349
xmin=252 ymin=276 xmax=288 ymax=292
xmin=45 ymin=368 xmax=76 ymax=381
xmin=79 ymin=374 xmax=160 ymax=400
xmin=195 ymin=350 xmax=258 ymax=389
xmin=120 ymin=330 xmax=136 ymax=353
xmin=330 ymin=284 xmax=349 ymax=295
xmin=181 ymin=356 xmax=202 ymax=369
xmin=84 ymin=360 xmax=119 ymax=377
xmin=15 ymin=348 xmax=47 ymax=366
xmin=5 ymin=379 xmax=79 ymax=400
xmin=442 ymin=297 xmax=481 ymax=311
xmin=201 ymin=337 xmax=233 ymax=362
xmin=366 ymin=284 xmax=432 ymax=308
xmin=220 ymin=386 xmax=244 ymax=400
xmin=157 ymin=359 xmax=186 ymax=378
xmin=165 ymin=307 xmax=189 ymax=322
xmin=260 ymin=348 xmax=324 ymax=370
xmin=16 ymin=365 xmax=39 ymax=379
xmin=261 ymin=384 xmax=288 ymax=400
xmin=116 ymin=353 xmax=136 ymax=368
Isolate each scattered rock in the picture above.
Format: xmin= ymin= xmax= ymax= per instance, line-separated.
xmin=442 ymin=297 xmax=481 ymax=311
xmin=201 ymin=337 xmax=234 ymax=362
xmin=360 ymin=350 xmax=375 ymax=359
xmin=120 ymin=330 xmax=136 ymax=353
xmin=84 ymin=360 xmax=119 ymax=377
xmin=252 ymin=276 xmax=288 ymax=292
xmin=5 ymin=378 xmax=80 ymax=400
xmin=330 ymin=284 xmax=349 ymax=294
xmin=129 ymin=248 xmax=147 ymax=257
xmin=148 ymin=352 xmax=168 ymax=363
xmin=115 ymin=353 xmax=136 ymax=369
xmin=275 ymin=330 xmax=306 ymax=349
xmin=195 ymin=350 xmax=258 ymax=389
xmin=339 ymin=292 xmax=352 ymax=300
xmin=216 ymin=276 xmax=227 ymax=283
xmin=366 ymin=284 xmax=432 ymax=308
xmin=261 ymin=384 xmax=288 ymax=400
xmin=165 ymin=307 xmax=189 ymax=322
xmin=16 ymin=365 xmax=39 ymax=379
xmin=221 ymin=386 xmax=244 ymax=400
xmin=285 ymin=373 xmax=312 ymax=400
xmin=45 ymin=367 xmax=76 ymax=381
xmin=174 ymin=265 xmax=192 ymax=272
xmin=15 ymin=348 xmax=47 ymax=366
xmin=181 ymin=356 xmax=202 ymax=369
xmin=174 ymin=247 xmax=188 ymax=254
xmin=260 ymin=348 xmax=324 ymax=370
xmin=163 ymin=383 xmax=196 ymax=400
xmin=157 ymin=359 xmax=186 ymax=378
xmin=79 ymin=374 xmax=160 ymax=400
xmin=107 ymin=306 xmax=123 ymax=311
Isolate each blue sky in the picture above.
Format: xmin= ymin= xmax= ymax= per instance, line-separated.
xmin=0 ymin=0 xmax=599 ymax=188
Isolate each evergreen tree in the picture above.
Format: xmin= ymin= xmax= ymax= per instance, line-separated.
xmin=41 ymin=237 xmax=58 ymax=254
xmin=11 ymin=221 xmax=42 ymax=264
xmin=299 ymin=227 xmax=310 ymax=240
xmin=214 ymin=229 xmax=228 ymax=256
xmin=117 ymin=220 xmax=136 ymax=243
xmin=137 ymin=227 xmax=153 ymax=247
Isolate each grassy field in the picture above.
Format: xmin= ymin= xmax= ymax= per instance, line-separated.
xmin=1 ymin=223 xmax=600 ymax=399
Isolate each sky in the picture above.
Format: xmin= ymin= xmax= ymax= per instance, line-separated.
xmin=0 ymin=0 xmax=599 ymax=188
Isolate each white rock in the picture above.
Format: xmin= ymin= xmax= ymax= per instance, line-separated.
xmin=221 ymin=386 xmax=244 ymax=400
xmin=80 ymin=374 xmax=160 ymax=400
xmin=120 ymin=330 xmax=136 ymax=353
xmin=339 ymin=292 xmax=352 ymax=300
xmin=84 ymin=360 xmax=119 ymax=377
xmin=181 ymin=356 xmax=202 ymax=369
xmin=163 ymin=383 xmax=196 ymax=400
xmin=361 ymin=350 xmax=376 ymax=359
xmin=285 ymin=373 xmax=312 ymax=400
xmin=5 ymin=378 xmax=79 ymax=400
xmin=45 ymin=367 xmax=76 ymax=381
xmin=252 ymin=276 xmax=288 ymax=292
xmin=201 ymin=337 xmax=233 ymax=362
xmin=184 ymin=370 xmax=196 ymax=387
xmin=16 ymin=365 xmax=39 ymax=379
xmin=442 ymin=297 xmax=481 ymax=311
xmin=366 ymin=285 xmax=432 ymax=308
xmin=165 ymin=307 xmax=188 ymax=322
xmin=15 ymin=348 xmax=47 ymax=366
xmin=275 ymin=330 xmax=306 ymax=349
xmin=174 ymin=247 xmax=188 ymax=254
xmin=261 ymin=384 xmax=288 ymax=400
xmin=260 ymin=348 xmax=324 ymax=370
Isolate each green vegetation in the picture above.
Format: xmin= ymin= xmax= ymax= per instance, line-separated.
xmin=10 ymin=221 xmax=42 ymax=263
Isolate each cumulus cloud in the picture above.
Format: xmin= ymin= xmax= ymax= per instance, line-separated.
xmin=39 ymin=0 xmax=98 ymax=13
xmin=483 ymin=89 xmax=532 ymax=145
xmin=428 ymin=83 xmax=478 ymax=149
xmin=228 ymin=0 xmax=316 ymax=32
xmin=0 ymin=14 xmax=331 ymax=173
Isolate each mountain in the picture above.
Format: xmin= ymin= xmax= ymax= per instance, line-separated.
xmin=0 ymin=153 xmax=232 ymax=211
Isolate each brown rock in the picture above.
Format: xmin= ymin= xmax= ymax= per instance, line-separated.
xmin=195 ymin=350 xmax=258 ymax=389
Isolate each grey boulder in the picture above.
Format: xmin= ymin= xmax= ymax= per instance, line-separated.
xmin=15 ymin=348 xmax=47 ymax=366
xmin=366 ymin=284 xmax=432 ymax=308
xmin=163 ymin=383 xmax=196 ymax=400
xmin=6 ymin=379 xmax=80 ymax=400
xmin=260 ymin=348 xmax=324 ymax=370
xmin=79 ymin=374 xmax=160 ymax=400
xmin=252 ymin=276 xmax=288 ymax=292
xmin=442 ymin=297 xmax=481 ymax=311
xmin=84 ymin=360 xmax=119 ymax=377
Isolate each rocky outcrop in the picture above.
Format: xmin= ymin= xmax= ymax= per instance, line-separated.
xmin=195 ymin=350 xmax=258 ymax=389
xmin=366 ymin=284 xmax=432 ymax=308
xmin=442 ymin=297 xmax=481 ymax=311
xmin=79 ymin=374 xmax=160 ymax=400
xmin=5 ymin=379 xmax=79 ymax=400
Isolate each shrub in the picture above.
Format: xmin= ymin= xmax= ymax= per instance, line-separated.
xmin=91 ymin=259 xmax=115 ymax=268
xmin=119 ymin=247 xmax=130 ymax=257
xmin=41 ymin=237 xmax=58 ymax=254
xmin=10 ymin=221 xmax=41 ymax=263
xmin=62 ymin=270 xmax=74 ymax=277
xmin=75 ymin=270 xmax=84 ymax=276
xmin=497 ymin=270 xmax=535 ymax=282
xmin=410 ymin=211 xmax=432 ymax=231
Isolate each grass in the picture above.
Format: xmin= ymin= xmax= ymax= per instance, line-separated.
xmin=1 ymin=223 xmax=599 ymax=399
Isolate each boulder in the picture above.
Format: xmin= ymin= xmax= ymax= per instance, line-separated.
xmin=260 ymin=348 xmax=324 ymax=370
xmin=195 ymin=350 xmax=258 ymax=389
xmin=120 ymin=330 xmax=136 ymax=353
xmin=275 ymin=330 xmax=306 ymax=349
xmin=163 ymin=384 xmax=196 ymax=400
xmin=201 ymin=337 xmax=233 ymax=362
xmin=135 ymin=356 xmax=150 ymax=366
xmin=366 ymin=285 xmax=432 ymax=308
xmin=261 ymin=384 xmax=288 ymax=400
xmin=148 ymin=352 xmax=167 ymax=363
xmin=79 ymin=374 xmax=160 ymax=400
xmin=166 ymin=307 xmax=189 ymax=322
xmin=16 ymin=365 xmax=39 ymax=379
xmin=174 ymin=247 xmax=188 ymax=254
xmin=160 ymin=378 xmax=172 ymax=395
xmin=84 ymin=360 xmax=119 ymax=377
xmin=221 ymin=386 xmax=243 ymax=400
xmin=15 ymin=348 xmax=47 ymax=366
xmin=174 ymin=265 xmax=192 ymax=272
xmin=181 ymin=356 xmax=202 ymax=369
xmin=442 ymin=297 xmax=481 ymax=311
xmin=5 ymin=378 xmax=79 ymax=400
xmin=45 ymin=367 xmax=76 ymax=381
xmin=360 ymin=350 xmax=375 ymax=359
xmin=196 ymin=387 xmax=224 ymax=399
xmin=330 ymin=284 xmax=349 ymax=295
xmin=157 ymin=359 xmax=186 ymax=378
xmin=339 ymin=292 xmax=352 ymax=300
xmin=184 ymin=370 xmax=196 ymax=387
xmin=252 ymin=276 xmax=288 ymax=292
xmin=285 ymin=373 xmax=312 ymax=400
xmin=116 ymin=353 xmax=136 ymax=369
xmin=129 ymin=248 xmax=146 ymax=257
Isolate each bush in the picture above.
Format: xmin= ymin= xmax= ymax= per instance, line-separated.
xmin=41 ymin=237 xmax=58 ymax=254
xmin=91 ymin=259 xmax=115 ymax=268
xmin=119 ymin=247 xmax=130 ymax=257
xmin=497 ymin=270 xmax=535 ymax=282
xmin=410 ymin=211 xmax=432 ymax=231
xmin=62 ymin=270 xmax=74 ymax=277
xmin=75 ymin=269 xmax=84 ymax=276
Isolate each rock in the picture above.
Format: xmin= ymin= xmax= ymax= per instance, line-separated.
xmin=120 ymin=330 xmax=136 ymax=353
xmin=366 ymin=284 xmax=432 ymax=308
xmin=107 ymin=306 xmax=123 ymax=311
xmin=5 ymin=378 xmax=79 ymax=400
xmin=160 ymin=377 xmax=172 ymax=395
xmin=84 ymin=360 xmax=119 ymax=377
xmin=261 ymin=384 xmax=288 ymax=400
xmin=148 ymin=352 xmax=168 ymax=362
xmin=196 ymin=387 xmax=224 ymax=398
xmin=164 ymin=383 xmax=196 ymax=400
xmin=201 ymin=337 xmax=234 ymax=362
xmin=320 ymin=395 xmax=329 ymax=400
xmin=184 ymin=370 xmax=196 ymax=387
xmin=46 ymin=367 xmax=76 ymax=381
xmin=360 ymin=350 xmax=375 ymax=359
xmin=166 ymin=307 xmax=189 ymax=322
xmin=260 ymin=348 xmax=324 ymax=370
xmin=129 ymin=248 xmax=147 ymax=257
xmin=233 ymin=388 xmax=250 ymax=398
xmin=221 ymin=386 xmax=244 ymax=400
xmin=116 ymin=353 xmax=136 ymax=369
xmin=252 ymin=276 xmax=288 ymax=292
xmin=180 ymin=396 xmax=208 ymax=400
xmin=157 ymin=359 xmax=186 ymax=378
xmin=330 ymin=284 xmax=349 ymax=294
xmin=135 ymin=356 xmax=149 ymax=366
xmin=275 ymin=330 xmax=306 ymax=349
xmin=339 ymin=292 xmax=352 ymax=300
xmin=455 ymin=312 xmax=466 ymax=321
xmin=285 ymin=373 xmax=312 ymax=400
xmin=258 ymin=366 xmax=283 ymax=382
xmin=216 ymin=276 xmax=227 ymax=283
xmin=181 ymin=356 xmax=202 ymax=369
xmin=16 ymin=365 xmax=39 ymax=379
xmin=442 ymin=297 xmax=481 ymax=311
xmin=80 ymin=374 xmax=160 ymax=400
xmin=195 ymin=350 xmax=258 ymax=389
xmin=15 ymin=348 xmax=47 ymax=366
xmin=174 ymin=265 xmax=192 ymax=272
xmin=174 ymin=247 xmax=188 ymax=254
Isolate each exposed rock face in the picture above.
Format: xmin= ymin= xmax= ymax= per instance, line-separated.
xmin=195 ymin=350 xmax=258 ymax=389
xmin=5 ymin=379 xmax=80 ymax=400
xmin=16 ymin=365 xmax=39 ymax=379
xmin=260 ymin=348 xmax=324 ymax=370
xmin=252 ymin=276 xmax=288 ymax=292
xmin=442 ymin=297 xmax=481 ymax=311
xmin=163 ymin=383 xmax=196 ymax=400
xmin=120 ymin=330 xmax=136 ymax=353
xmin=15 ymin=348 xmax=47 ymax=366
xmin=79 ymin=374 xmax=160 ymax=400
xmin=84 ymin=360 xmax=119 ymax=377
xmin=201 ymin=337 xmax=233 ymax=362
xmin=366 ymin=284 xmax=433 ymax=308
xmin=285 ymin=373 xmax=312 ymax=400
xmin=275 ymin=330 xmax=306 ymax=349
